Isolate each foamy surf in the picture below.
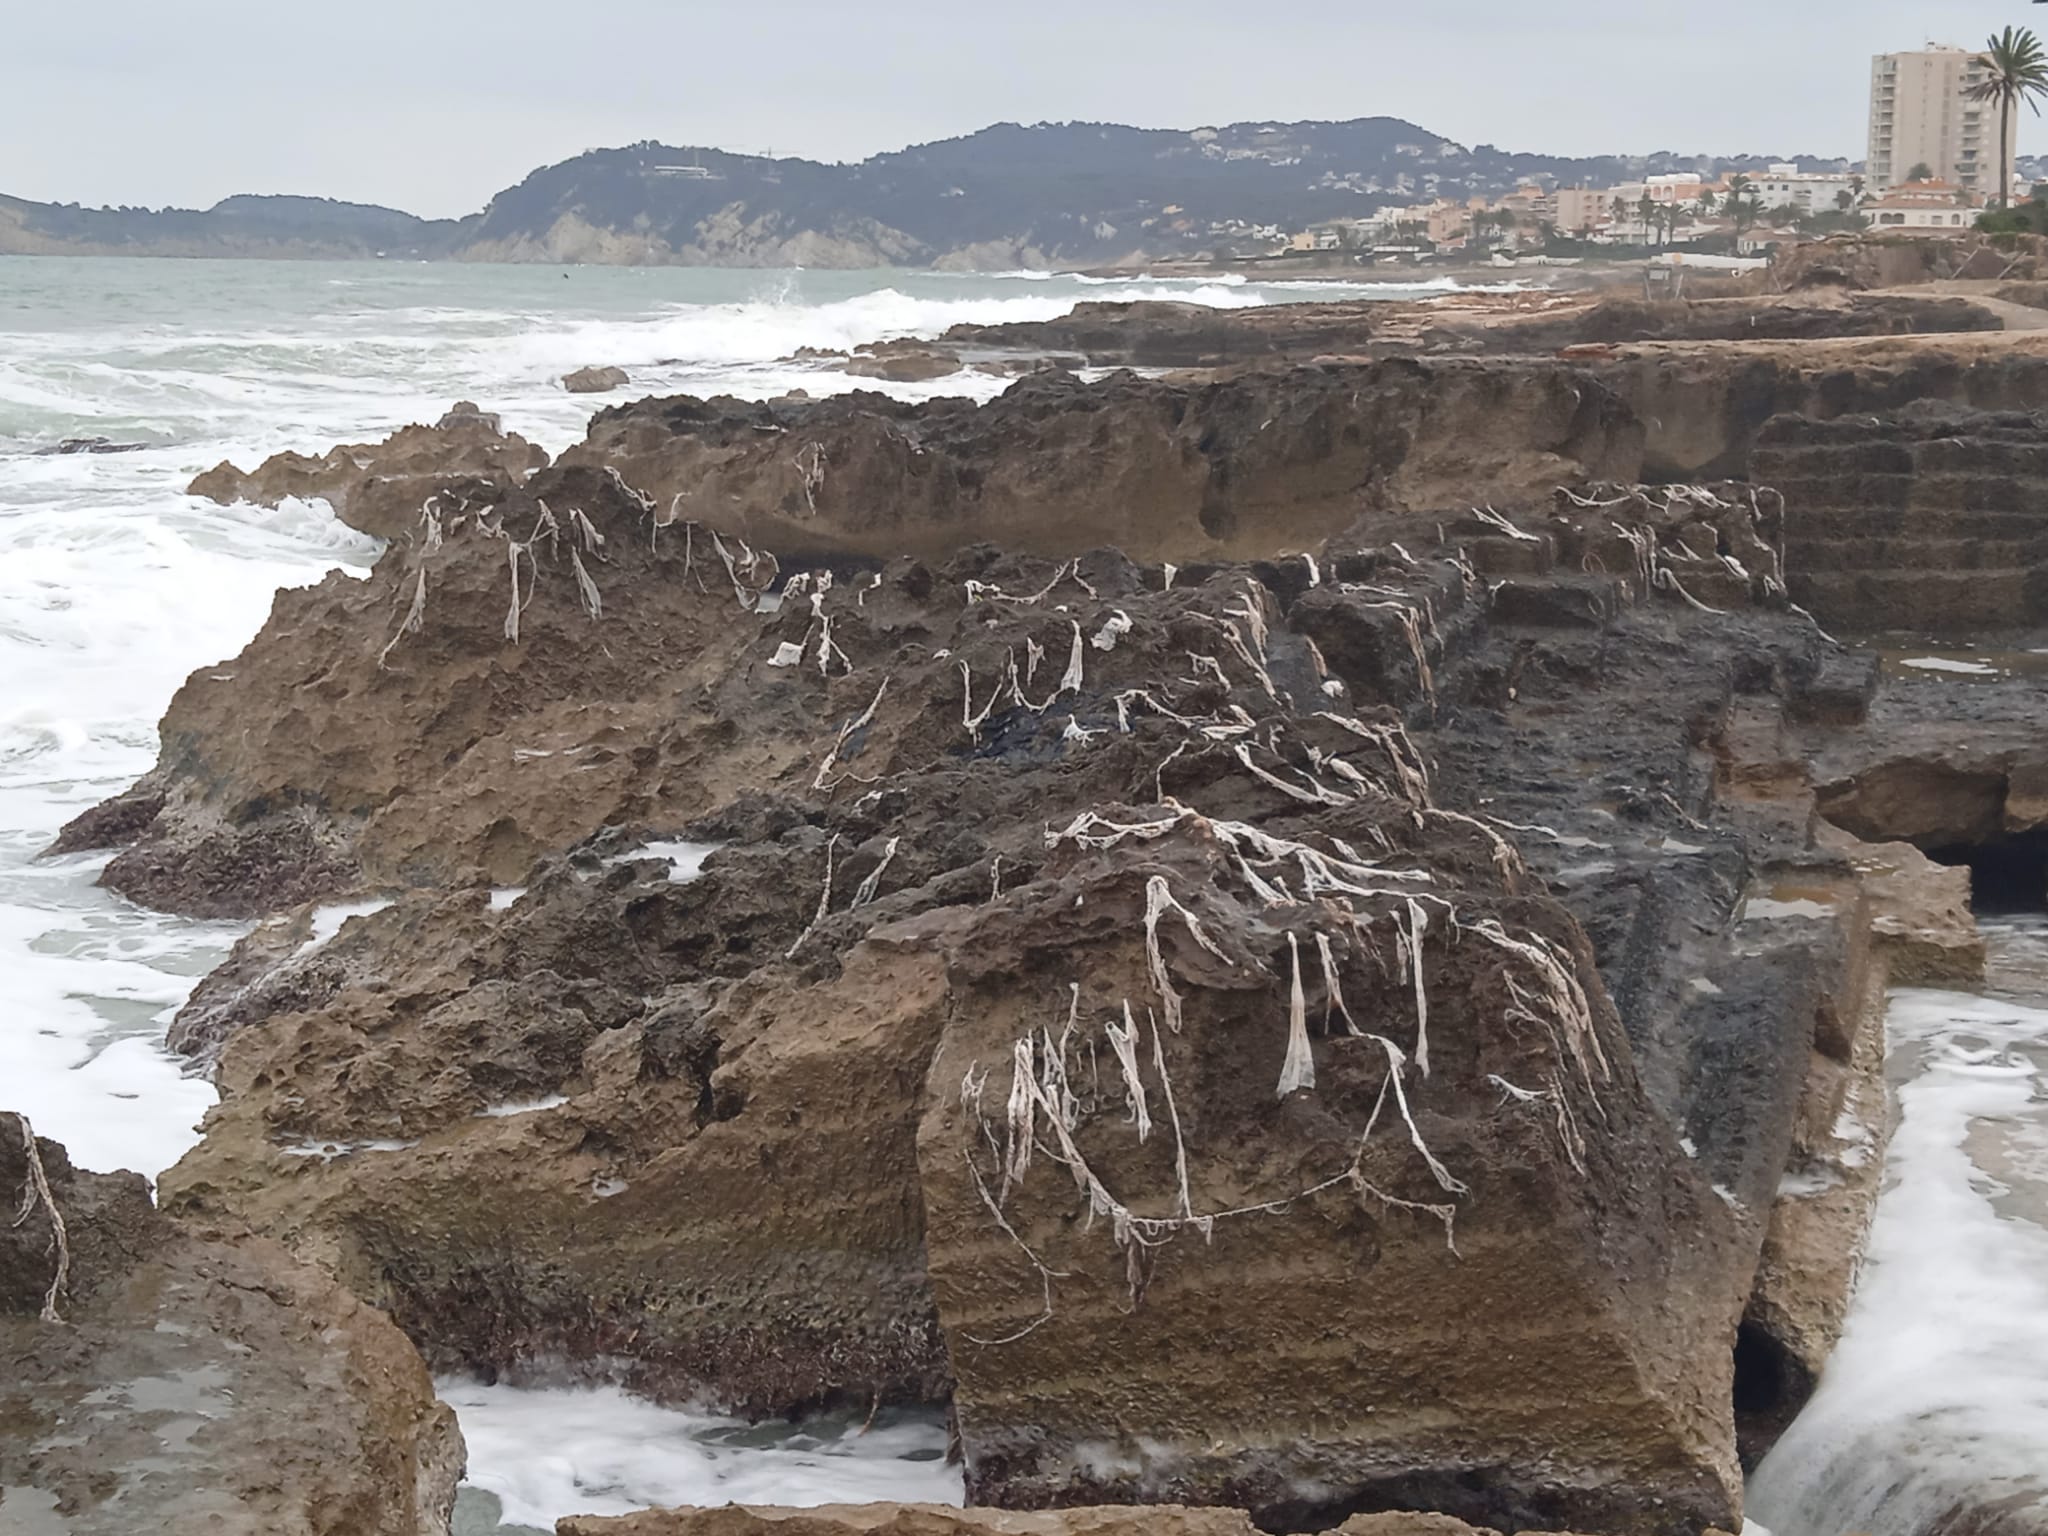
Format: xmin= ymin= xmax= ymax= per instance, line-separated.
xmin=1747 ymin=922 xmax=2048 ymax=1536
xmin=442 ymin=1379 xmax=958 ymax=1533
xmin=0 ymin=422 xmax=384 ymax=1176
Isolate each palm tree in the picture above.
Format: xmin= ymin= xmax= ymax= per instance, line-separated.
xmin=1726 ymin=174 xmax=1764 ymax=247
xmin=1610 ymin=195 xmax=1629 ymax=230
xmin=1697 ymin=188 xmax=1719 ymax=218
xmin=1637 ymin=193 xmax=1658 ymax=244
xmin=1966 ymin=26 xmax=2048 ymax=209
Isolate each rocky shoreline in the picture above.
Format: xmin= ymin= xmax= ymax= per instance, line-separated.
xmin=9 ymin=257 xmax=2048 ymax=1535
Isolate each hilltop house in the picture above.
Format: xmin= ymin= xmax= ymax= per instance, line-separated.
xmin=1865 ymin=179 xmax=1983 ymax=233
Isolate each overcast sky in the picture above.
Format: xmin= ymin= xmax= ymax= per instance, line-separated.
xmin=6 ymin=0 xmax=2039 ymax=217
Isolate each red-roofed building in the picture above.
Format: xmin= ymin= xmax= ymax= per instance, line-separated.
xmin=1866 ymin=179 xmax=1984 ymax=234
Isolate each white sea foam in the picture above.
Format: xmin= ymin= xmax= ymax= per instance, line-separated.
xmin=278 ymin=1136 xmax=418 ymax=1160
xmin=603 ymin=839 xmax=719 ymax=882
xmin=1748 ymin=930 xmax=2048 ymax=1536
xmin=295 ymin=897 xmax=392 ymax=957
xmin=1741 ymin=896 xmax=1836 ymax=922
xmin=441 ymin=1379 xmax=959 ymax=1531
xmin=1900 ymin=655 xmax=2001 ymax=677
xmin=476 ymin=1094 xmax=570 ymax=1118
xmin=0 ymin=432 xmax=379 ymax=1176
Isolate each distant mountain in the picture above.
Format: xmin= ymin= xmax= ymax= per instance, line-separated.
xmin=0 ymin=119 xmax=1842 ymax=268
xmin=0 ymin=192 xmax=469 ymax=259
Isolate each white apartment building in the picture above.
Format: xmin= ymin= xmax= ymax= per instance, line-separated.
xmin=1869 ymin=45 xmax=2017 ymax=195
xmin=1753 ymin=164 xmax=1861 ymax=216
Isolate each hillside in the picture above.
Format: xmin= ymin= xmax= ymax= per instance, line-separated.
xmin=453 ymin=118 xmax=1830 ymax=268
xmin=0 ymin=117 xmax=1840 ymax=267
xmin=0 ymin=193 xmax=469 ymax=259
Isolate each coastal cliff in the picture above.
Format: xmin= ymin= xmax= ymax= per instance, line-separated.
xmin=14 ymin=286 xmax=2048 ymax=1536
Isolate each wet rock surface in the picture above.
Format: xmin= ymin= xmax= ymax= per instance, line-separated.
xmin=846 ymin=342 xmax=967 ymax=381
xmin=35 ymin=435 xmax=150 ymax=455
xmin=565 ymin=365 xmax=632 ymax=394
xmin=0 ymin=1117 xmax=462 ymax=1536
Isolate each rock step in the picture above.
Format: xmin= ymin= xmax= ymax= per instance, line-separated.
xmin=1785 ymin=533 xmax=2046 ymax=570
xmin=1766 ymin=473 xmax=2048 ymax=513
xmin=1788 ymin=566 xmax=2041 ymax=629
xmin=1781 ymin=503 xmax=2048 ymax=542
xmin=1757 ymin=466 xmax=2048 ymax=505
xmin=1758 ymin=443 xmax=2048 ymax=477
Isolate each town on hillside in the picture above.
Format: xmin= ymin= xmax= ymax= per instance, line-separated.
xmin=1272 ymin=40 xmax=2037 ymax=268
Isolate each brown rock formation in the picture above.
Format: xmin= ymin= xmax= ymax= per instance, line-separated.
xmin=940 ymin=296 xmax=2048 ymax=499
xmin=66 ymin=463 xmax=805 ymax=914
xmin=73 ymin=341 xmax=2029 ymax=1535
xmin=80 ymin=450 xmax=1864 ymax=1536
xmin=846 ymin=342 xmax=967 ymax=381
xmin=565 ymin=365 xmax=632 ymax=393
xmin=62 ymin=351 xmax=1624 ymax=919
xmin=557 ymin=363 xmax=1643 ymax=566
xmin=912 ymin=819 xmax=1738 ymax=1535
xmin=935 ymin=291 xmax=2006 ymax=374
xmin=1770 ymin=232 xmax=2048 ymax=291
xmin=942 ymin=299 xmax=1392 ymax=368
xmin=0 ymin=1116 xmax=461 ymax=1536
xmin=1428 ymin=293 xmax=2004 ymax=355
xmin=1810 ymin=651 xmax=2048 ymax=896
xmin=1588 ymin=331 xmax=2048 ymax=483
xmin=1754 ymin=405 xmax=2048 ymax=632
xmin=186 ymin=404 xmax=549 ymax=541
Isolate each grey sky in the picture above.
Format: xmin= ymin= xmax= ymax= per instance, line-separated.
xmin=6 ymin=0 xmax=2039 ymax=217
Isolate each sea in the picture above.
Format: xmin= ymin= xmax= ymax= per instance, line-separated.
xmin=0 ymin=254 xmax=2041 ymax=1535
